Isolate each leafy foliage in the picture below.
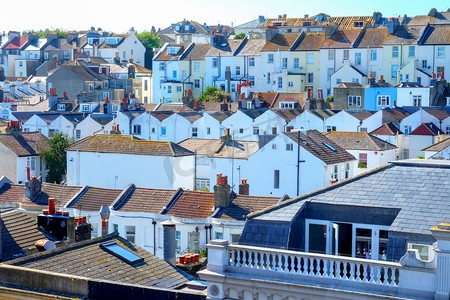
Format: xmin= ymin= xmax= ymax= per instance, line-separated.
xmin=40 ymin=134 xmax=74 ymax=183
xmin=325 ymin=95 xmax=334 ymax=103
xmin=198 ymin=86 xmax=231 ymax=102
xmin=234 ymin=33 xmax=246 ymax=39
xmin=23 ymin=28 xmax=67 ymax=39
xmin=136 ymin=31 xmax=161 ymax=70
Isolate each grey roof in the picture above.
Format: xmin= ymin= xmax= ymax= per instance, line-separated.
xmin=5 ymin=232 xmax=194 ymax=290
xmin=249 ymin=160 xmax=450 ymax=236
xmin=325 ymin=131 xmax=397 ymax=151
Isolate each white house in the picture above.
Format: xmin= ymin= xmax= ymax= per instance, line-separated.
xmin=324 ymin=110 xmax=380 ymax=132
xmin=0 ymin=132 xmax=48 ymax=184
xmin=396 ymin=85 xmax=431 ymax=107
xmin=66 ymin=134 xmax=195 ymax=189
xmin=325 ymin=131 xmax=397 ymax=176
xmin=408 ymin=122 xmax=444 ymax=158
xmin=370 ymin=122 xmax=407 ymax=160
xmin=287 ymin=109 xmax=325 ymax=131
xmin=243 ymin=130 xmax=355 ymax=197
xmin=74 ymin=114 xmax=115 ymax=140
xmin=422 ymin=137 xmax=450 ymax=159
xmin=221 ymin=109 xmax=267 ymax=141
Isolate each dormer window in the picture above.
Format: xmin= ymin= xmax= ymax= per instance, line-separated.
xmin=175 ymin=25 xmax=180 ymax=32
xmin=303 ymin=22 xmax=311 ymax=26
xmin=81 ymin=104 xmax=90 ymax=112
xmin=280 ymin=101 xmax=294 ymax=109
xmin=354 ymin=21 xmax=364 ymax=27
xmin=57 ymin=104 xmax=66 ymax=111
xmin=168 ymin=47 xmax=177 ymax=55
xmin=185 ymin=25 xmax=190 ymax=31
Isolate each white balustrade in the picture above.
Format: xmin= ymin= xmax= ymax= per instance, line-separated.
xmin=227 ymin=244 xmax=401 ymax=287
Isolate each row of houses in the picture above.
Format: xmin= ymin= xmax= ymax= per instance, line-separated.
xmin=153 ymin=17 xmax=450 ymax=102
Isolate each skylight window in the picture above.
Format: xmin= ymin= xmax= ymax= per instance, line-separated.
xmin=100 ymin=241 xmax=143 ymax=264
xmin=323 ymin=142 xmax=337 ymax=152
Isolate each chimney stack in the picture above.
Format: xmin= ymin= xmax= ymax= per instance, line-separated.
xmin=25 ymin=177 xmax=41 ymax=200
xmin=38 ymin=202 xmax=75 ymax=243
xmin=220 ymin=128 xmax=232 ymax=143
xmin=214 ymin=173 xmax=231 ymax=208
xmin=120 ymin=98 xmax=129 ymax=111
xmin=239 ymin=179 xmax=249 ymax=195
xmin=163 ymin=223 xmax=176 ymax=265
xmin=100 ymin=205 xmax=110 ymax=236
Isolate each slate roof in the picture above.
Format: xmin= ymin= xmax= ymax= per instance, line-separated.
xmin=261 ymin=33 xmax=300 ymax=51
xmin=113 ymin=186 xmax=177 ymax=213
xmin=320 ymin=29 xmax=362 ymax=49
xmin=218 ymin=194 xmax=280 ymax=221
xmin=236 ymin=39 xmax=266 ymax=56
xmin=420 ymin=25 xmax=450 ymax=45
xmin=354 ymin=28 xmax=387 ymax=48
xmin=292 ymin=33 xmax=325 ymax=51
xmin=207 ymin=111 xmax=234 ymax=122
xmin=248 ymin=160 xmax=450 ymax=236
xmin=284 ymin=130 xmax=356 ymax=165
xmin=346 ymin=110 xmax=376 ymax=121
xmin=1 ymin=210 xmax=47 ymax=261
xmin=11 ymin=112 xmax=39 ymax=123
xmin=35 ymin=183 xmax=83 ymax=207
xmin=272 ymin=109 xmax=302 ymax=122
xmin=90 ymin=114 xmax=114 ymax=125
xmin=150 ymin=111 xmax=175 ymax=121
xmin=241 ymin=109 xmax=267 ymax=120
xmin=325 ymin=131 xmax=397 ymax=151
xmin=154 ymin=44 xmax=185 ymax=61
xmin=178 ymin=138 xmax=222 ymax=156
xmin=206 ymin=39 xmax=246 ymax=57
xmin=422 ymin=137 xmax=450 ymax=152
xmin=370 ymin=122 xmax=403 ymax=135
xmin=6 ymin=232 xmax=194 ymax=290
xmin=166 ymin=190 xmax=215 ymax=219
xmin=178 ymin=138 xmax=259 ymax=159
xmin=309 ymin=109 xmax=338 ymax=120
xmin=65 ymin=186 xmax=122 ymax=212
xmin=178 ymin=111 xmax=203 ymax=123
xmin=384 ymin=25 xmax=426 ymax=45
xmin=0 ymin=132 xmax=48 ymax=156
xmin=381 ymin=108 xmax=411 ymax=121
xmin=66 ymin=135 xmax=193 ymax=157
xmin=410 ymin=122 xmax=444 ymax=136
xmin=181 ymin=43 xmax=210 ymax=60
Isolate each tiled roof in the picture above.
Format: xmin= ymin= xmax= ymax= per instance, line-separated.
xmin=65 ymin=186 xmax=122 ymax=211
xmin=370 ymin=122 xmax=403 ymax=135
xmin=255 ymin=92 xmax=278 ymax=108
xmin=154 ymin=44 xmax=185 ymax=61
xmin=207 ymin=111 xmax=234 ymax=122
xmin=11 ymin=112 xmax=39 ymax=123
xmin=34 ymin=183 xmax=83 ymax=207
xmin=384 ymin=25 xmax=426 ymax=45
xmin=113 ymin=186 xmax=176 ymax=213
xmin=181 ymin=43 xmax=210 ymax=60
xmin=292 ymin=33 xmax=325 ymax=51
xmin=261 ymin=33 xmax=300 ymax=51
xmin=337 ymin=82 xmax=363 ymax=88
xmin=177 ymin=111 xmax=203 ymax=123
xmin=3 ymin=37 xmax=27 ymax=50
xmin=320 ymin=29 xmax=362 ymax=49
xmin=66 ymin=135 xmax=193 ymax=157
xmin=218 ymin=194 xmax=280 ymax=221
xmin=206 ymin=39 xmax=246 ymax=57
xmin=0 ymin=132 xmax=48 ymax=156
xmin=214 ymin=140 xmax=260 ymax=159
xmin=325 ymin=131 xmax=397 ymax=151
xmin=381 ymin=108 xmax=411 ymax=121
xmin=178 ymin=139 xmax=222 ymax=156
xmin=7 ymin=233 xmax=194 ymax=289
xmin=60 ymin=65 xmax=105 ymax=81
xmin=425 ymin=108 xmax=450 ymax=121
xmin=284 ymin=130 xmax=356 ymax=165
xmin=150 ymin=111 xmax=175 ymax=121
xmin=248 ymin=160 xmax=450 ymax=236
xmin=410 ymin=122 xmax=444 ymax=136
xmin=309 ymin=109 xmax=338 ymax=120
xmin=346 ymin=110 xmax=376 ymax=121
xmin=166 ymin=190 xmax=215 ymax=219
xmin=422 ymin=137 xmax=450 ymax=152
xmin=236 ymin=39 xmax=266 ymax=56
xmin=159 ymin=34 xmax=175 ymax=44
xmin=35 ymin=113 xmax=60 ymax=124
xmin=272 ymin=109 xmax=302 ymax=122
xmin=1 ymin=210 xmax=47 ymax=261
xmin=270 ymin=93 xmax=305 ymax=109
xmin=354 ymin=28 xmax=387 ymax=48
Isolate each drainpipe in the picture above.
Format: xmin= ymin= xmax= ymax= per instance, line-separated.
xmin=152 ymin=220 xmax=157 ymax=255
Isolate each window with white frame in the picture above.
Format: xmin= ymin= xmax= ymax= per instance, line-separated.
xmin=413 ymin=95 xmax=422 ymax=106
xmin=293 ymin=57 xmax=300 ymax=70
xmin=89 ymin=84 xmax=94 ymax=92
xmin=267 ymin=72 xmax=271 ymax=84
xmin=408 ymin=46 xmax=415 ymax=57
xmin=326 ymin=125 xmax=336 ymax=132
xmin=76 ymin=130 xmax=81 ymax=139
xmin=81 ymin=104 xmax=90 ymax=112
xmin=437 ymin=66 xmax=445 ymax=75
xmin=437 ymin=46 xmax=445 ymax=58
xmin=272 ymin=144 xmax=277 ymax=150
xmin=307 ymin=73 xmax=314 ymax=84
xmin=407 ymin=243 xmax=433 ymax=261
xmin=358 ymin=153 xmax=367 ymax=168
xmin=176 ymin=86 xmax=182 ymax=93
xmin=158 ymin=62 xmax=165 ymax=71
xmin=328 ymin=50 xmax=334 ymax=60
xmin=347 ymin=95 xmax=361 ymax=107
xmin=194 ymin=79 xmax=200 ymax=89
xmin=192 ymin=127 xmax=198 ymax=137
xmin=422 ymin=60 xmax=428 ymax=69
xmin=206 ymin=127 xmax=211 ymax=135
xmin=253 ymin=127 xmax=259 ymax=135
xmin=404 ymin=125 xmax=412 ymax=136
xmin=57 ymin=104 xmax=66 ymax=111
xmin=249 ymin=57 xmax=255 ymax=66
xmin=332 ymin=165 xmax=339 ymax=180
xmin=194 ymin=62 xmax=200 ymax=71
xmin=288 ymin=81 xmax=293 ymax=87
xmin=307 ymin=53 xmax=314 ymax=64
xmin=212 ymin=58 xmax=218 ymax=68
xmin=377 ymin=95 xmax=390 ymax=106
xmin=189 ymin=232 xmax=200 ymax=252
xmin=345 ymin=163 xmax=350 ymax=179
xmin=277 ymin=77 xmax=283 ymax=89
xmin=286 ymin=143 xmax=293 ymax=151
xmin=280 ymin=101 xmax=294 ymax=109
xmin=392 ymin=46 xmax=399 ymax=58
xmin=27 ymin=157 xmax=36 ymax=171
xmin=274 ymin=170 xmax=280 ymax=189
xmin=352 ymin=78 xmax=359 ymax=83
xmin=249 ymin=76 xmax=255 ymax=86
xmin=168 ymin=86 xmax=172 ymax=94
xmin=268 ymin=54 xmax=274 ymax=64
xmin=196 ymin=179 xmax=210 ymax=191
xmin=355 ymin=52 xmax=361 ymax=65
xmin=282 ymin=57 xmax=288 ymax=69
xmin=343 ymin=50 xmax=349 ymax=60
xmin=231 ymin=84 xmax=236 ymax=92
xmin=235 ymin=66 xmax=240 ymax=76
xmin=446 ymin=126 xmax=450 ymax=135
xmin=125 ymin=225 xmax=136 ymax=243
xmin=176 ymin=231 xmax=181 ymax=251
xmin=370 ymin=50 xmax=377 ymax=61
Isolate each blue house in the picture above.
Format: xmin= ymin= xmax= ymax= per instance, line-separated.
xmin=364 ymin=77 xmax=397 ymax=110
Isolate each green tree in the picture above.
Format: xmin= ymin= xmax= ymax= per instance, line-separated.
xmin=23 ymin=28 xmax=67 ymax=39
xmin=234 ymin=33 xmax=246 ymax=39
xmin=198 ymin=86 xmax=231 ymax=102
xmin=40 ymin=134 xmax=74 ymax=183
xmin=136 ymin=31 xmax=162 ymax=70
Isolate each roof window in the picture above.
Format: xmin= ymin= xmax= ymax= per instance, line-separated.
xmin=323 ymin=142 xmax=337 ymax=152
xmin=100 ymin=241 xmax=143 ymax=264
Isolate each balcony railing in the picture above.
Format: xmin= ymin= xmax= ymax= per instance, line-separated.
xmin=227 ymin=244 xmax=401 ymax=287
